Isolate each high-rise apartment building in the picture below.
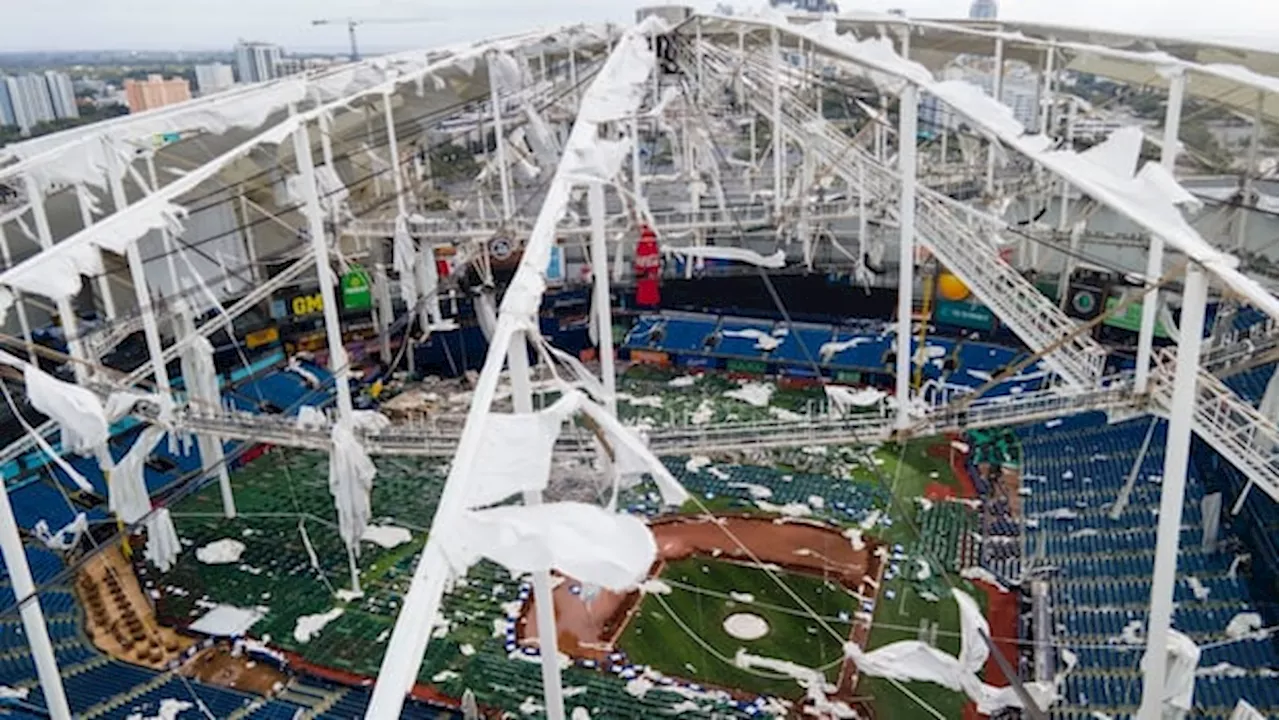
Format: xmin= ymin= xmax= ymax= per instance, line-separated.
xmin=0 ymin=82 xmax=16 ymax=128
xmin=44 ymin=71 xmax=79 ymax=121
xmin=1 ymin=74 xmax=59 ymax=133
xmin=195 ymin=63 xmax=236 ymax=96
xmin=969 ymin=0 xmax=998 ymax=19
xmin=234 ymin=41 xmax=283 ymax=84
xmin=124 ymin=74 xmax=192 ymax=113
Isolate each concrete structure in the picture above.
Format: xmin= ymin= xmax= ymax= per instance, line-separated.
xmin=43 ymin=71 xmax=78 ymax=122
xmin=194 ymin=63 xmax=236 ymax=96
xmin=234 ymin=41 xmax=283 ymax=83
xmin=123 ymin=75 xmax=192 ymax=113
xmin=275 ymin=56 xmax=338 ymax=77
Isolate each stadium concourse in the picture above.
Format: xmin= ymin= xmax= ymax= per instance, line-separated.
xmin=0 ymin=5 xmax=1278 ymax=720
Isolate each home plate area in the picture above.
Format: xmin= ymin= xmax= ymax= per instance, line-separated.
xmin=515 ymin=514 xmax=885 ymax=712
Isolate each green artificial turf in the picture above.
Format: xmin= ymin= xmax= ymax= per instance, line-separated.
xmin=852 ymin=436 xmax=981 ymax=718
xmin=619 ymin=558 xmax=857 ymax=699
xmin=855 ymin=578 xmax=983 ymax=719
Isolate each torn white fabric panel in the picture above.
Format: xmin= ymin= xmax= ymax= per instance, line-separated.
xmin=665 ymin=245 xmax=787 ymax=269
xmin=144 ymin=508 xmax=182 ymax=573
xmin=467 ymin=394 xmax=576 ymax=509
xmin=23 ymin=363 xmax=108 ymax=454
xmin=286 ymin=356 xmax=321 ymax=388
xmin=32 ymin=513 xmax=88 ymax=551
xmin=182 ymin=335 xmax=220 ymax=405
xmin=297 ymin=405 xmax=329 ymax=430
xmin=393 ymin=214 xmax=419 ymax=314
xmin=414 ymin=237 xmax=441 ymax=326
xmin=328 ymin=421 xmax=377 ymax=556
xmin=445 ymin=501 xmax=656 ymax=591
xmin=104 ymin=391 xmax=173 ymax=426
xmin=497 ymin=21 xmax=659 ymax=319
xmin=352 ymin=410 xmax=392 ymax=434
xmin=1140 ymin=630 xmax=1200 ymax=714
xmin=756 ymin=13 xmax=1278 ymax=320
xmin=825 ymin=384 xmax=886 ymax=412
xmin=844 ymin=588 xmax=1065 ymax=715
xmin=1229 ymin=700 xmax=1268 ymax=720
xmin=109 ymin=425 xmax=165 ymax=524
xmin=545 ymin=344 xmax=607 ymax=402
xmin=574 ymin=393 xmax=689 ymax=506
xmin=722 ymin=328 xmax=783 ymax=351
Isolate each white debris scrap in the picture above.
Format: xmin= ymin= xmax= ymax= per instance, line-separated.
xmin=724 ymin=381 xmax=774 ymax=407
xmin=124 ymin=698 xmax=194 ymax=720
xmin=293 ymin=608 xmax=345 ymax=643
xmin=361 ymin=524 xmax=412 ymax=549
xmin=195 ymin=539 xmax=246 ymax=565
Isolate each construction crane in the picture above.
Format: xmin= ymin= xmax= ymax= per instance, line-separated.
xmin=311 ymin=17 xmax=435 ymax=62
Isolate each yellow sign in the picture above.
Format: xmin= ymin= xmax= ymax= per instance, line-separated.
xmin=291 ymin=293 xmax=324 ymax=317
xmin=245 ymin=326 xmax=280 ymax=349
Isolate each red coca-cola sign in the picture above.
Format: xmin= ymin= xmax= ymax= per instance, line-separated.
xmin=634 ymin=225 xmax=660 ymax=307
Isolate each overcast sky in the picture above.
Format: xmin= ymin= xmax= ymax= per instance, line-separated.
xmin=1 ymin=0 xmax=1276 ymax=53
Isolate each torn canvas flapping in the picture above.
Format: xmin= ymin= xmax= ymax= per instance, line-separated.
xmin=144 ymin=508 xmax=182 ymax=572
xmin=467 ymin=394 xmax=577 ymax=509
xmin=844 ymin=588 xmax=1066 ymax=715
xmin=329 ymin=420 xmax=377 ymax=556
xmin=665 ymin=246 xmax=787 ymax=269
xmin=32 ymin=513 xmax=88 ymax=551
xmin=23 ymin=363 xmax=108 ymax=455
xmin=443 ymin=501 xmax=656 ymax=590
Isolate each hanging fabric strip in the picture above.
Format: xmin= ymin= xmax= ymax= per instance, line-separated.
xmin=664 ymin=245 xmax=787 ymax=269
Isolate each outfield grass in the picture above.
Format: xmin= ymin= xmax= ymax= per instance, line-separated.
xmin=872 ymin=439 xmax=962 ymax=545
xmin=854 ymin=436 xmax=980 ymax=718
xmin=619 ymin=558 xmax=856 ymax=699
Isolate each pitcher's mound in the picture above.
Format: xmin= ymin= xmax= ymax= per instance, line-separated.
xmin=722 ymin=613 xmax=769 ymax=640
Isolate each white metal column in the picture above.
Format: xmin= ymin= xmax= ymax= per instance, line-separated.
xmin=489 ymin=55 xmax=514 ymax=221
xmin=294 ymin=124 xmax=353 ymax=420
xmin=25 ymin=174 xmax=90 ymax=385
xmin=0 ymin=224 xmax=37 ymax=363
xmin=295 ymin=120 xmax=359 ymax=592
xmin=985 ymin=37 xmax=1004 ymax=194
xmin=895 ymin=85 xmax=919 ymax=430
xmin=1135 ymin=70 xmax=1185 ymax=394
xmin=366 ymin=320 xmax=518 ymax=718
xmin=506 ymin=335 xmax=566 ymax=720
xmin=1137 ymin=263 xmax=1208 ymax=719
xmin=589 ymin=183 xmax=618 ymax=414
xmin=771 ymin=27 xmax=783 ymax=216
xmin=104 ymin=146 xmax=170 ymax=395
xmin=74 ymin=184 xmax=117 ymax=319
xmin=374 ymin=262 xmax=393 ymax=363
xmin=0 ymin=481 xmax=71 ymax=720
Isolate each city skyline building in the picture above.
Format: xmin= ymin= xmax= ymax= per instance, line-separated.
xmin=0 ymin=81 xmax=16 ymax=127
xmin=234 ymin=40 xmax=283 ymax=83
xmin=195 ymin=62 xmax=236 ymax=96
xmin=123 ymin=74 xmax=192 ymax=113
xmin=6 ymin=76 xmax=52 ymax=132
xmin=969 ymin=0 xmax=998 ymax=19
xmin=44 ymin=70 xmax=78 ymax=121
